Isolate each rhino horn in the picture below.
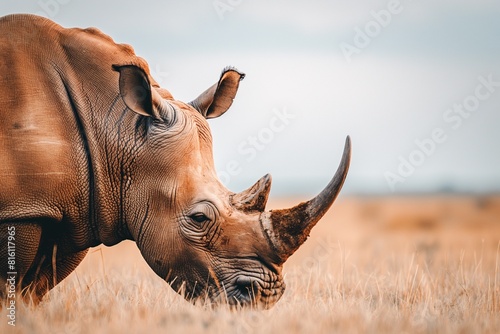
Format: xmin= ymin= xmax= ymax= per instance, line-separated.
xmin=232 ymin=174 xmax=272 ymax=212
xmin=261 ymin=136 xmax=351 ymax=263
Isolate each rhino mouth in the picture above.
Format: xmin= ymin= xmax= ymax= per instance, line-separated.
xmin=172 ymin=275 xmax=285 ymax=308
xmin=170 ymin=259 xmax=285 ymax=308
xmin=224 ymin=274 xmax=285 ymax=308
xmin=212 ymin=258 xmax=286 ymax=308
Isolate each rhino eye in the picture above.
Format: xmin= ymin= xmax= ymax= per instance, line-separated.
xmin=190 ymin=213 xmax=210 ymax=225
xmin=182 ymin=205 xmax=219 ymax=245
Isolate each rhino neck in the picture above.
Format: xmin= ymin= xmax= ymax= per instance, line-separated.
xmin=59 ymin=69 xmax=140 ymax=247
xmin=54 ymin=22 xmax=164 ymax=247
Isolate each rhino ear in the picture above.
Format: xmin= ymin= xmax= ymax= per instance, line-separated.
xmin=112 ymin=64 xmax=162 ymax=119
xmin=189 ymin=67 xmax=245 ymax=119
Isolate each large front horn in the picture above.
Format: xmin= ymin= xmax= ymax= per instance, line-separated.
xmin=260 ymin=136 xmax=351 ymax=263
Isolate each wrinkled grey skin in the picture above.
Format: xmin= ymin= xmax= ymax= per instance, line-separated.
xmin=0 ymin=14 xmax=351 ymax=308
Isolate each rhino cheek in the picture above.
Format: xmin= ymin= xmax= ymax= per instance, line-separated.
xmin=134 ymin=225 xmax=178 ymax=280
xmin=161 ymin=245 xmax=214 ymax=299
xmin=141 ymin=248 xmax=206 ymax=298
xmin=138 ymin=247 xmax=172 ymax=280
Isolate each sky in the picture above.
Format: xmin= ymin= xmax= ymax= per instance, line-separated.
xmin=2 ymin=0 xmax=500 ymax=195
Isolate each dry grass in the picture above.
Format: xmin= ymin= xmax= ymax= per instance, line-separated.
xmin=2 ymin=195 xmax=500 ymax=334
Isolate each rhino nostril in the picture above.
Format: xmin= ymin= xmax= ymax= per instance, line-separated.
xmin=235 ymin=277 xmax=255 ymax=298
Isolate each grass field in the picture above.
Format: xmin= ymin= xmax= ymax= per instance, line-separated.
xmin=2 ymin=195 xmax=500 ymax=334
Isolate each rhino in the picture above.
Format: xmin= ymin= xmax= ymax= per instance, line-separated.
xmin=0 ymin=14 xmax=351 ymax=308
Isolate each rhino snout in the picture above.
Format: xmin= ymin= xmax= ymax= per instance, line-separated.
xmin=221 ymin=272 xmax=285 ymax=308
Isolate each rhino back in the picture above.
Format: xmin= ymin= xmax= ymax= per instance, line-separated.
xmin=0 ymin=15 xmax=86 ymax=224
xmin=0 ymin=14 xmax=145 ymax=248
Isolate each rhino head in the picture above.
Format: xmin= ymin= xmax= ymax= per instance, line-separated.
xmin=112 ymin=64 xmax=351 ymax=308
